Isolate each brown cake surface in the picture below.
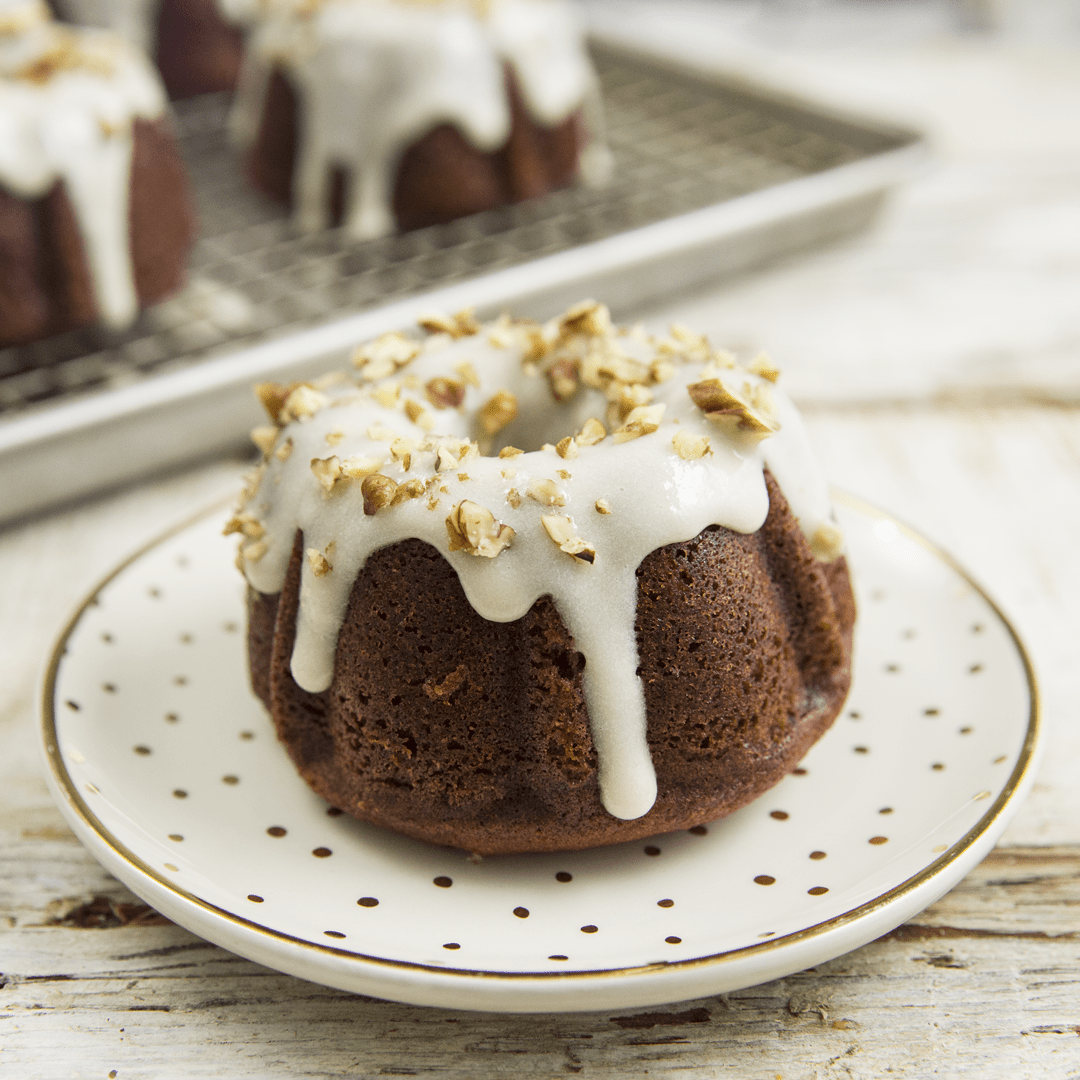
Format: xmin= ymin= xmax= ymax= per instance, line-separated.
xmin=235 ymin=304 xmax=855 ymax=855
xmin=155 ymin=0 xmax=244 ymax=97
xmin=250 ymin=474 xmax=855 ymax=854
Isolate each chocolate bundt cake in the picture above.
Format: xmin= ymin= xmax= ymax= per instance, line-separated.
xmin=0 ymin=0 xmax=195 ymax=347
xmin=227 ymin=0 xmax=611 ymax=240
xmin=234 ymin=302 xmax=855 ymax=854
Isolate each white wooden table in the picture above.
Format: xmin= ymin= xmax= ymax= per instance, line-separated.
xmin=3 ymin=6 xmax=1079 ymax=1075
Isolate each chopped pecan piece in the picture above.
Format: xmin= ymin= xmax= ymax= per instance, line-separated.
xmin=526 ymin=478 xmax=565 ymax=507
xmin=445 ymin=500 xmax=515 ymax=558
xmin=306 ymin=548 xmax=332 ymax=577
xmin=576 ymin=418 xmax=606 ymax=446
xmin=541 ymin=515 xmax=596 ymax=564
xmin=672 ymin=429 xmax=712 ymax=460
xmin=361 ymin=474 xmax=398 ymax=515
xmin=426 ymin=376 xmax=466 ymax=410
xmin=613 ymin=403 xmax=665 ymax=443
xmin=687 ymin=377 xmax=779 ymax=440
xmin=479 ymin=390 xmax=518 ymax=435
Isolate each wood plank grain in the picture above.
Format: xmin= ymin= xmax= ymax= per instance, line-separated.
xmin=3 ymin=846 xmax=1078 ymax=1077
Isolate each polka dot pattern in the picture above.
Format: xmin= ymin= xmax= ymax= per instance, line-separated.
xmin=45 ymin=500 xmax=1037 ymax=991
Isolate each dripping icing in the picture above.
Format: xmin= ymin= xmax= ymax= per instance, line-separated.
xmin=0 ymin=0 xmax=166 ymax=327
xmin=237 ymin=304 xmax=841 ymax=821
xmin=226 ymin=0 xmax=610 ymax=240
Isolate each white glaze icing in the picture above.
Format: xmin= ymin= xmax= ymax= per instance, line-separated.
xmin=227 ymin=0 xmax=610 ymax=240
xmin=237 ymin=304 xmax=843 ymax=822
xmin=0 ymin=0 xmax=167 ymax=327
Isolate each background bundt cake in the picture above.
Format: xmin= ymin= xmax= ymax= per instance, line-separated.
xmin=235 ymin=302 xmax=855 ymax=854
xmin=227 ymin=0 xmax=611 ymax=239
xmin=0 ymin=0 xmax=195 ymax=346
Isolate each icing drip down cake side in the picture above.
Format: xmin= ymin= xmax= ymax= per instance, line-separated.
xmin=234 ymin=302 xmax=856 ymax=854
xmin=0 ymin=0 xmax=194 ymax=346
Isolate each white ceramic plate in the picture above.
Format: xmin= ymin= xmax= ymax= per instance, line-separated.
xmin=41 ymin=493 xmax=1039 ymax=1013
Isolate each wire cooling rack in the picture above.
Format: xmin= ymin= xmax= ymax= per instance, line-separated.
xmin=0 ymin=43 xmax=905 ymax=419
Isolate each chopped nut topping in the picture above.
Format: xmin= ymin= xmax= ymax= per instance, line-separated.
xmin=479 ymin=390 xmax=518 ymax=435
xmin=558 ymin=300 xmax=612 ymax=339
xmin=672 ymin=429 xmax=712 ymax=460
xmin=611 ymin=381 xmax=653 ymax=422
xmin=356 ymin=355 xmax=396 ymax=382
xmin=403 ymin=399 xmax=434 ymax=431
xmin=747 ymin=353 xmax=781 ymax=382
xmin=251 ymin=426 xmax=278 ymax=455
xmin=239 ymin=463 xmax=265 ymax=504
xmin=613 ymin=403 xmax=666 ymax=443
xmin=427 ymin=495 xmax=440 ymax=510
xmin=372 ymin=383 xmax=400 ymax=409
xmin=576 ymin=418 xmax=607 ymax=446
xmin=306 ymin=548 xmax=332 ymax=577
xmin=325 ymin=428 xmax=345 ymax=446
xmin=598 ymin=354 xmax=649 ymax=388
xmin=351 ymin=331 xmax=421 ymax=378
xmin=595 ymin=498 xmax=612 ymax=515
xmin=254 ymin=382 xmax=292 ymax=424
xmin=311 ymin=454 xmax=381 ymax=491
xmin=506 ymin=488 xmax=523 ymax=508
xmin=390 ymin=437 xmax=416 ymax=471
xmin=541 ymin=515 xmax=596 ymax=564
xmin=242 ymin=539 xmax=268 ymax=563
xmin=499 ymin=446 xmax=524 ymax=459
xmin=340 ymin=455 xmax=384 ymax=480
xmin=275 ymin=438 xmax=294 ymax=462
xmin=280 ymin=384 xmax=329 ymax=423
xmin=361 ymin=473 xmax=398 ymax=515
xmin=366 ymin=423 xmax=397 ymax=441
xmin=425 ymin=376 xmax=466 ymax=410
xmin=454 ymin=359 xmax=481 ymax=387
xmin=457 ymin=473 xmax=471 ymax=483
xmin=526 ymin=478 xmax=565 ymax=507
xmin=547 ymin=358 xmax=578 ymax=402
xmin=650 ymin=358 xmax=676 ymax=384
xmin=419 ymin=308 xmax=480 ymax=338
xmin=811 ymin=522 xmax=845 ymax=562
xmin=445 ymin=500 xmax=515 ymax=558
xmin=500 ymin=467 xmax=517 ymax=480
xmin=687 ymin=377 xmax=780 ymax=440
xmin=436 ymin=446 xmax=459 ymax=473
xmin=439 ymin=485 xmax=449 ymax=494
xmin=325 ymin=540 xmax=336 ymax=555
xmin=391 ymin=479 xmax=426 ymax=505
xmin=223 ymin=513 xmax=265 ymax=540
xmin=557 ymin=469 xmax=572 ymax=480
xmin=556 ymin=436 xmax=579 ymax=460
xmin=310 ymin=456 xmax=343 ymax=492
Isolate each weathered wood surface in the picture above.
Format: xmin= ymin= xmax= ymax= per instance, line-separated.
xmin=2 ymin=834 xmax=1079 ymax=1078
xmin=4 ymin=5 xmax=1080 ymax=1076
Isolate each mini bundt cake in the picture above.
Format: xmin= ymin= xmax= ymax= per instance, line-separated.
xmin=234 ymin=302 xmax=855 ymax=854
xmin=0 ymin=0 xmax=195 ymax=346
xmin=227 ymin=0 xmax=611 ymax=239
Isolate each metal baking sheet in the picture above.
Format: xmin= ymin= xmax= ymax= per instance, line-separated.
xmin=0 ymin=40 xmax=926 ymax=525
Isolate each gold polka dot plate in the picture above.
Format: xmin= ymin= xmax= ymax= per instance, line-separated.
xmin=40 ymin=493 xmax=1040 ymax=1012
